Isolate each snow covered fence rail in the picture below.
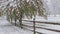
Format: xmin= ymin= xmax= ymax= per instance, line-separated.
xmin=11 ymin=19 xmax=60 ymax=34
xmin=21 ymin=20 xmax=60 ymax=34
xmin=22 ymin=20 xmax=60 ymax=25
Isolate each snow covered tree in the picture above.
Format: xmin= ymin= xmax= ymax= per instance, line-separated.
xmin=5 ymin=0 xmax=47 ymax=29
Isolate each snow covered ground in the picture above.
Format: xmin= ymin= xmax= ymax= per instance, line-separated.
xmin=0 ymin=16 xmax=33 ymax=34
xmin=22 ymin=15 xmax=60 ymax=34
xmin=22 ymin=21 xmax=60 ymax=34
xmin=0 ymin=15 xmax=60 ymax=34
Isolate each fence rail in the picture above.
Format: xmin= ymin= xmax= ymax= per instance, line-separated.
xmin=23 ymin=20 xmax=60 ymax=25
xmin=12 ymin=20 xmax=60 ymax=34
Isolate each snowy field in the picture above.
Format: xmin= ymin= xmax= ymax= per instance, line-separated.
xmin=0 ymin=16 xmax=33 ymax=34
xmin=0 ymin=15 xmax=60 ymax=34
xmin=22 ymin=15 xmax=60 ymax=34
xmin=0 ymin=16 xmax=60 ymax=34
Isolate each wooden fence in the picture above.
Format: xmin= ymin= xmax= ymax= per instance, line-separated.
xmin=12 ymin=20 xmax=60 ymax=34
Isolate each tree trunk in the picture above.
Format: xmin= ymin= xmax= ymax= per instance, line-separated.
xmin=15 ymin=16 xmax=17 ymax=26
xmin=19 ymin=16 xmax=22 ymax=28
xmin=10 ymin=16 xmax=12 ymax=23
xmin=19 ymin=12 xmax=23 ymax=29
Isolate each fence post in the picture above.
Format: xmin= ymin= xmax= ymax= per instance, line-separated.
xmin=33 ymin=17 xmax=36 ymax=34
